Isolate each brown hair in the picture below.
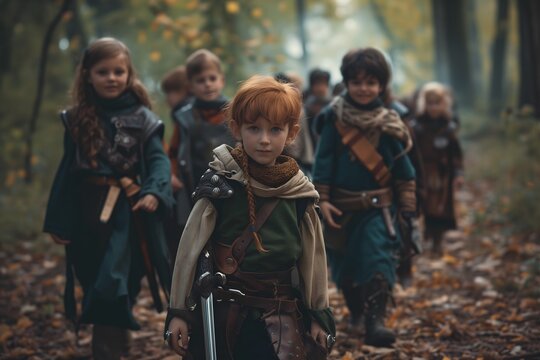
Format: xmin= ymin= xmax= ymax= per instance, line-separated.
xmin=70 ymin=37 xmax=151 ymax=167
xmin=185 ymin=49 xmax=222 ymax=80
xmin=226 ymin=75 xmax=302 ymax=253
xmin=161 ymin=65 xmax=189 ymax=93
xmin=340 ymin=47 xmax=392 ymax=104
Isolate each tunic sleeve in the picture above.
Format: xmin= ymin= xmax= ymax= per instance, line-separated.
xmin=298 ymin=204 xmax=329 ymax=310
xmin=140 ymin=133 xmax=174 ymax=214
xmin=42 ymin=130 xmax=79 ymax=241
xmin=170 ymin=198 xmax=217 ymax=309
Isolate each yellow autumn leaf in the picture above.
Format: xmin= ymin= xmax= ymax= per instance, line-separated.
xmin=4 ymin=171 xmax=16 ymax=187
xmin=275 ymin=54 xmax=286 ymax=63
xmin=149 ymin=51 xmax=161 ymax=62
xmin=185 ymin=0 xmax=198 ymax=10
xmin=226 ymin=1 xmax=240 ymax=14
xmin=162 ymin=29 xmax=173 ymax=40
xmin=155 ymin=13 xmax=173 ymax=26
xmin=138 ymin=31 xmax=147 ymax=44
xmin=251 ymin=7 xmax=263 ymax=18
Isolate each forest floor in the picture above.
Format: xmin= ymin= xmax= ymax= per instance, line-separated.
xmin=1 ymin=151 xmax=540 ymax=360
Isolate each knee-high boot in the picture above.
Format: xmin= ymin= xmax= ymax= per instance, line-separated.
xmin=364 ymin=275 xmax=395 ymax=347
xmin=341 ymin=283 xmax=365 ymax=332
xmin=92 ymin=324 xmax=131 ymax=360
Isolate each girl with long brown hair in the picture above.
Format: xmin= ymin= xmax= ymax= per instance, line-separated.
xmin=43 ymin=37 xmax=173 ymax=359
xmin=165 ymin=75 xmax=335 ymax=359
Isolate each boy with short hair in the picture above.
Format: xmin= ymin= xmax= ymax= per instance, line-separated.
xmin=304 ymin=68 xmax=332 ymax=149
xmin=161 ymin=65 xmax=191 ymax=111
xmin=169 ymin=49 xmax=235 ymax=234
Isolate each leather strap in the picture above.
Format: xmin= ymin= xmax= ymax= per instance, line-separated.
xmin=231 ymin=199 xmax=280 ymax=265
xmin=214 ymin=199 xmax=280 ymax=274
xmin=334 ymin=120 xmax=391 ymax=187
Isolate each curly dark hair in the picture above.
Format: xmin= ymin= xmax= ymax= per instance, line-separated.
xmin=69 ymin=37 xmax=151 ymax=167
xmin=340 ymin=47 xmax=392 ymax=104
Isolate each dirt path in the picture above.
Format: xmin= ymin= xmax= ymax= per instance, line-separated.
xmin=1 ymin=181 xmax=539 ymax=359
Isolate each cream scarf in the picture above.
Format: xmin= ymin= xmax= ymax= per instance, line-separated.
xmin=332 ymin=96 xmax=413 ymax=155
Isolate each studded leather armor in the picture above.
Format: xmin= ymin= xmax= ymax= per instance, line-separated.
xmin=191 ymin=168 xmax=234 ymax=203
xmin=61 ymin=106 xmax=163 ymax=175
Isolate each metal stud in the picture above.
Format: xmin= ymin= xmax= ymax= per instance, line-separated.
xmin=123 ymin=136 xmax=130 ymax=144
xmin=227 ymin=189 xmax=233 ymax=196
xmin=205 ymin=169 xmax=211 ymax=173
xmin=211 ymin=175 xmax=219 ymax=184
xmin=212 ymin=187 xmax=220 ymax=196
xmin=371 ymin=197 xmax=379 ymax=204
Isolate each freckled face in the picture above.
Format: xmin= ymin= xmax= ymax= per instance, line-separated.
xmin=231 ymin=117 xmax=299 ymax=167
xmin=88 ymin=54 xmax=130 ymax=99
xmin=346 ymin=73 xmax=382 ymax=105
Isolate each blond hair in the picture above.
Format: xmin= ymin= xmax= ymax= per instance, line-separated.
xmin=416 ymin=82 xmax=453 ymax=120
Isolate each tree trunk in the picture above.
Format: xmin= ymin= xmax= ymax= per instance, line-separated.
xmin=24 ymin=0 xmax=73 ymax=183
xmin=296 ymin=0 xmax=309 ymax=77
xmin=467 ymin=0 xmax=483 ymax=106
xmin=431 ymin=0 xmax=474 ymax=108
xmin=489 ymin=0 xmax=510 ymax=116
xmin=518 ymin=0 xmax=540 ymax=118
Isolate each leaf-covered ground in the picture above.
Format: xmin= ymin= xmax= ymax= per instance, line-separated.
xmin=1 ymin=184 xmax=539 ymax=359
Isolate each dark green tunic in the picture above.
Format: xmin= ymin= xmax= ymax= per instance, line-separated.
xmin=43 ymin=92 xmax=174 ymax=330
xmin=211 ymin=180 xmax=335 ymax=338
xmin=312 ymin=96 xmax=416 ymax=287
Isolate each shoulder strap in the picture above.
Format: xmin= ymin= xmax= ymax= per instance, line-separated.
xmin=334 ymin=120 xmax=391 ymax=187
xmin=231 ymin=198 xmax=280 ymax=265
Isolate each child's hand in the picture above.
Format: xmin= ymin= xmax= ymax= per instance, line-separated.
xmin=310 ymin=321 xmax=328 ymax=350
xmin=167 ymin=317 xmax=189 ymax=356
xmin=171 ymin=175 xmax=184 ymax=192
xmin=132 ymin=194 xmax=159 ymax=212
xmin=50 ymin=234 xmax=70 ymax=245
xmin=319 ymin=201 xmax=343 ymax=229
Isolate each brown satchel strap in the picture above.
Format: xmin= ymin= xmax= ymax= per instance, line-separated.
xmin=232 ymin=198 xmax=280 ymax=264
xmin=334 ymin=121 xmax=391 ymax=187
xmin=214 ymin=198 xmax=280 ymax=274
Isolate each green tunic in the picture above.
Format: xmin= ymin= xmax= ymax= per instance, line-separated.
xmin=210 ymin=178 xmax=335 ymax=337
xmin=43 ymin=92 xmax=174 ymax=330
xmin=312 ymin=96 xmax=416 ymax=287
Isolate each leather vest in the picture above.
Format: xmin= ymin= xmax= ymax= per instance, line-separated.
xmin=61 ymin=106 xmax=163 ymax=175
xmin=173 ymin=104 xmax=235 ymax=190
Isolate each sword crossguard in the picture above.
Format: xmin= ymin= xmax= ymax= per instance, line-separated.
xmin=196 ymin=271 xmax=227 ymax=299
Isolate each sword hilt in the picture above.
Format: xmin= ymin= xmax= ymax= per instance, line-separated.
xmin=197 ymin=271 xmax=226 ymax=299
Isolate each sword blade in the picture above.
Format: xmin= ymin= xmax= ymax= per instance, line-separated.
xmin=201 ymin=293 xmax=217 ymax=360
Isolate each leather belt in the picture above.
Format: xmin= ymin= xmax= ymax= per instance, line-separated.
xmin=331 ymin=186 xmax=393 ymax=212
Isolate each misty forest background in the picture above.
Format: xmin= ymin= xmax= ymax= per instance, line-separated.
xmin=2 ymin=0 xmax=539 ymax=244
xmin=1 ymin=0 xmax=540 ymax=359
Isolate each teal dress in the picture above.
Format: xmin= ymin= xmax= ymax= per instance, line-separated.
xmin=312 ymin=95 xmax=416 ymax=287
xmin=43 ymin=92 xmax=174 ymax=329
